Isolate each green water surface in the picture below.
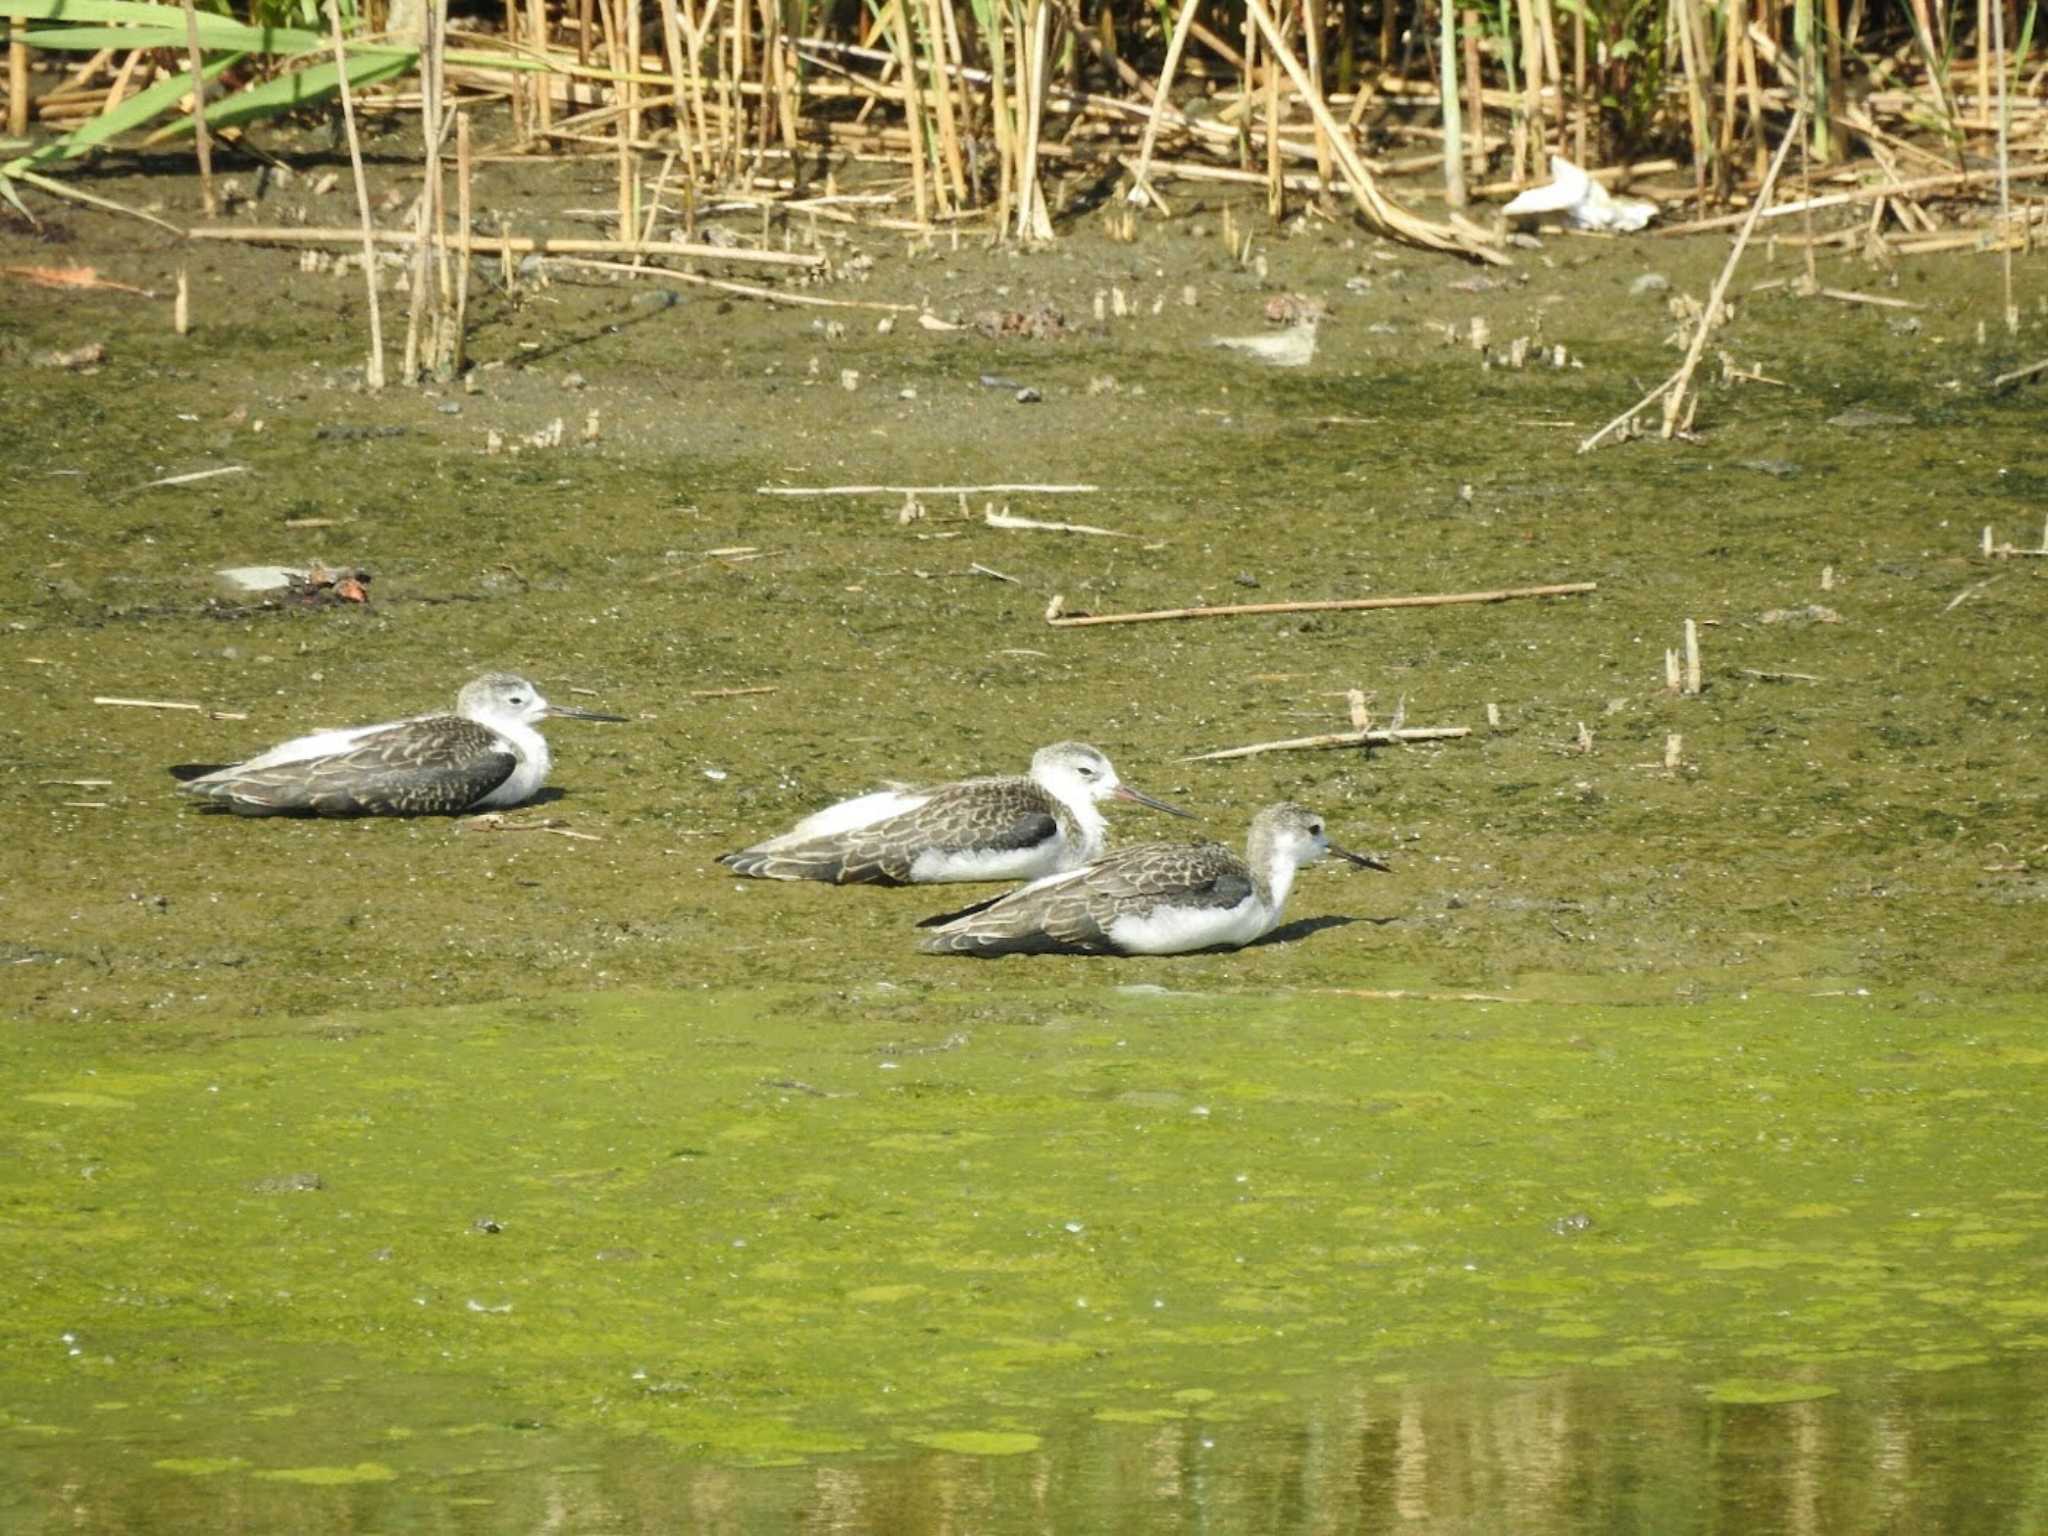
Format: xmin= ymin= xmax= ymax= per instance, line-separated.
xmin=6 ymin=983 xmax=2046 ymax=1530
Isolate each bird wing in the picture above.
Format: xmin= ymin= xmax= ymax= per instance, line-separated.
xmin=181 ymin=718 xmax=515 ymax=816
xmin=726 ymin=776 xmax=1054 ymax=884
xmin=922 ymin=840 xmax=1246 ymax=953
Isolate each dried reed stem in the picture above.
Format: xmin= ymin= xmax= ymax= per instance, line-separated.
xmin=177 ymin=0 xmax=215 ymax=216
xmin=1658 ymin=108 xmax=1804 ymax=437
xmin=327 ymin=0 xmax=386 ymax=390
xmin=7 ymin=11 xmax=28 ymax=137
xmin=454 ymin=109 xmax=472 ymax=375
xmin=762 ymin=481 xmax=1099 ymax=495
xmin=1048 ymin=581 xmax=1597 ymax=628
xmin=189 ymin=226 xmax=823 ymax=268
xmin=95 ymin=696 xmax=249 ymax=719
xmin=1241 ymin=0 xmax=1504 ymax=261
xmin=1185 ymin=725 xmax=1471 ymax=762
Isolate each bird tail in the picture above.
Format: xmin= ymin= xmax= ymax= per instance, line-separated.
xmin=716 ymin=847 xmax=900 ymax=884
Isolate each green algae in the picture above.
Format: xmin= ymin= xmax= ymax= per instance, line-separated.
xmin=5 ymin=982 xmax=2048 ymax=1529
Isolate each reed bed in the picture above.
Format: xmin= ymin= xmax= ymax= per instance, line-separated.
xmin=5 ymin=1 xmax=2041 ymax=295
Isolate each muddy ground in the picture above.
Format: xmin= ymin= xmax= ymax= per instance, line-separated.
xmin=3 ymin=121 xmax=2045 ymax=1027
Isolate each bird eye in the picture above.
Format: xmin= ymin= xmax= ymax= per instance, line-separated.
xmin=1311 ymin=823 xmax=1324 ymax=835
xmin=1077 ymin=765 xmax=1096 ymax=778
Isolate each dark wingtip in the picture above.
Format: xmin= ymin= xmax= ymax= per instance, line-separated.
xmin=915 ymin=892 xmax=1006 ymax=929
xmin=169 ymin=763 xmax=230 ymax=782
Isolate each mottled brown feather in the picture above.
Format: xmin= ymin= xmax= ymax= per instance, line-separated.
xmin=719 ymin=777 xmax=1064 ymax=884
xmin=918 ymin=839 xmax=1252 ymax=954
xmin=182 ymin=718 xmax=516 ymax=817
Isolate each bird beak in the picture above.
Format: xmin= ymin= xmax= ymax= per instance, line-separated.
xmin=1115 ymin=784 xmax=1195 ymax=818
xmin=1329 ymin=842 xmax=1392 ymax=872
xmin=545 ymin=704 xmax=628 ymax=723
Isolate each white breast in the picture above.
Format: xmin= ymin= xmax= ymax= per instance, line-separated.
xmin=1104 ymin=894 xmax=1273 ymax=955
xmin=472 ymin=722 xmax=551 ymax=808
xmin=908 ymin=839 xmax=1065 ymax=884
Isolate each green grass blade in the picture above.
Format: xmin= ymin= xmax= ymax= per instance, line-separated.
xmin=145 ymin=49 xmax=417 ymax=141
xmin=2 ymin=51 xmax=242 ymax=178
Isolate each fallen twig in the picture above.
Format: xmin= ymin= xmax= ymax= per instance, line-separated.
xmin=2 ymin=264 xmax=156 ymax=296
xmin=1047 ymin=581 xmax=1596 ymax=628
xmin=124 ymin=464 xmax=249 ymax=495
xmin=189 ymin=225 xmax=824 ymax=270
xmin=1814 ymin=286 xmax=1923 ymax=310
xmin=689 ymin=685 xmax=779 ymax=697
xmin=1582 ymin=115 xmax=1802 ymax=452
xmin=986 ymin=507 xmax=1135 ymax=538
xmin=1652 ymin=159 xmax=2048 ymax=236
xmin=94 ymin=695 xmax=249 ymax=720
xmin=459 ymin=813 xmax=602 ymax=840
xmin=550 ymin=256 xmax=922 ymax=312
xmin=1945 ymin=576 xmax=2003 ymax=612
xmin=1185 ymin=725 xmax=1470 ymax=761
xmin=1322 ymin=987 xmax=1528 ymax=1003
xmin=1991 ymin=357 xmax=2048 ymax=389
xmin=760 ymin=482 xmax=1099 ymax=496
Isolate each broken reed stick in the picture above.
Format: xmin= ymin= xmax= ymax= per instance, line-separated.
xmin=125 ymin=464 xmax=248 ymax=494
xmin=1185 ymin=725 xmax=1471 ymax=762
xmin=761 ymin=481 xmax=1099 ymax=495
xmin=329 ymin=0 xmax=386 ymax=390
xmin=1990 ymin=357 xmax=2048 ymax=389
xmin=1651 ymin=159 xmax=2048 ymax=236
xmin=454 ymin=109 xmax=472 ymax=376
xmin=689 ymin=685 xmax=778 ymax=697
xmin=1813 ymin=286 xmax=1922 ymax=309
xmin=1658 ymin=108 xmax=1804 ymax=438
xmin=1580 ymin=117 xmax=1802 ymax=452
xmin=1322 ymin=987 xmax=1528 ymax=1004
xmin=95 ymin=696 xmax=250 ymax=720
xmin=985 ymin=507 xmax=1135 ymax=537
xmin=1241 ymin=0 xmax=1508 ymax=264
xmin=546 ymin=255 xmax=921 ymax=311
xmin=187 ymin=226 xmax=824 ymax=269
xmin=177 ymin=0 xmax=217 ymax=217
xmin=1683 ymin=618 xmax=1703 ymax=694
xmin=7 ymin=12 xmax=26 ymax=139
xmin=1124 ymin=0 xmax=1204 ymax=203
xmin=1047 ymin=580 xmax=1596 ymax=628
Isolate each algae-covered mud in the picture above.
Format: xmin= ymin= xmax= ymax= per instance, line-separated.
xmin=7 ymin=986 xmax=2048 ymax=1531
xmin=4 ymin=127 xmax=2047 ymax=1527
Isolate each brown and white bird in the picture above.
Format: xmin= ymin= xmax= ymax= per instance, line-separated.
xmin=717 ymin=741 xmax=1189 ymax=885
xmin=916 ymin=802 xmax=1386 ymax=956
xmin=173 ymin=672 xmax=624 ymax=816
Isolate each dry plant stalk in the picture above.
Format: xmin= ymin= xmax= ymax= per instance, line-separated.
xmin=177 ymin=0 xmax=215 ymax=216
xmin=328 ymin=0 xmax=385 ymax=390
xmin=1048 ymin=581 xmax=1597 ymax=628
xmin=189 ymin=227 xmax=824 ymax=270
xmin=1657 ymin=109 xmax=1804 ymax=437
xmin=1185 ymin=725 xmax=1471 ymax=762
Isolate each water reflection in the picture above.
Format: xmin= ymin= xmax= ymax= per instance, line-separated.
xmin=7 ymin=1358 xmax=2043 ymax=1533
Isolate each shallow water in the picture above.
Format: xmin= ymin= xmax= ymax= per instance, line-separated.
xmin=7 ymin=983 xmax=2047 ymax=1529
